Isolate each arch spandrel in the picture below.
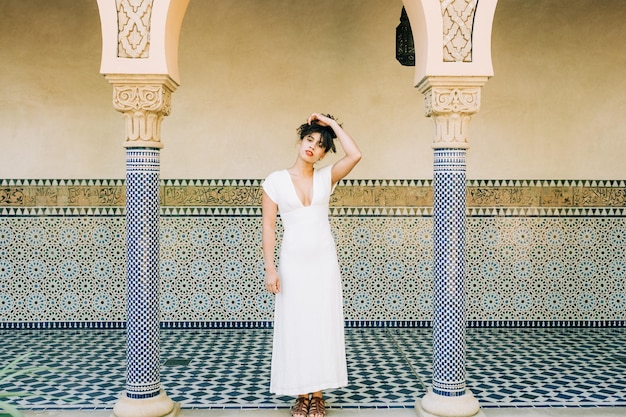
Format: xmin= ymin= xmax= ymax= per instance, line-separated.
xmin=97 ymin=0 xmax=189 ymax=83
xmin=402 ymin=0 xmax=498 ymax=85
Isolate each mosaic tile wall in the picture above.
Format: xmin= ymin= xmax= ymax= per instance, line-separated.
xmin=1 ymin=179 xmax=625 ymax=327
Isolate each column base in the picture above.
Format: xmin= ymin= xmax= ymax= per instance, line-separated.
xmin=112 ymin=389 xmax=179 ymax=417
xmin=415 ymin=389 xmax=484 ymax=417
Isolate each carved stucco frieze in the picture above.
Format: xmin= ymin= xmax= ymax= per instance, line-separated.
xmin=422 ymin=86 xmax=481 ymax=148
xmin=0 ymin=188 xmax=24 ymax=205
xmin=574 ymin=186 xmax=626 ymax=207
xmin=111 ymin=83 xmax=173 ymax=148
xmin=4 ymin=181 xmax=626 ymax=210
xmin=116 ymin=0 xmax=153 ymax=58
xmin=440 ymin=0 xmax=476 ymax=62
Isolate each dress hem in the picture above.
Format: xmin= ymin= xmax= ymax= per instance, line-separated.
xmin=270 ymin=379 xmax=349 ymax=396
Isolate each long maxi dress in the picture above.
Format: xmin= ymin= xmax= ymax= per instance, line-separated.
xmin=262 ymin=164 xmax=348 ymax=396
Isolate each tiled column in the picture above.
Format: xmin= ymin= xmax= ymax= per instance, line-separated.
xmin=107 ymin=75 xmax=180 ymax=417
xmin=416 ymin=77 xmax=486 ymax=417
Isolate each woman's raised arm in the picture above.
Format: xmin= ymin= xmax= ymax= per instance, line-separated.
xmin=307 ymin=113 xmax=362 ymax=185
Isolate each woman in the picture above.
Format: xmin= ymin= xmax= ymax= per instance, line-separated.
xmin=262 ymin=113 xmax=362 ymax=417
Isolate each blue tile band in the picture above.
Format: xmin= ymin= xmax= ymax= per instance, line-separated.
xmin=125 ymin=147 xmax=162 ymax=399
xmin=432 ymin=148 xmax=468 ymax=397
xmin=1 ymin=320 xmax=625 ymax=330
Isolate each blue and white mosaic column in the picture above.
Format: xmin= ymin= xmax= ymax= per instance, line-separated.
xmin=106 ymin=77 xmax=178 ymax=417
xmin=416 ymin=79 xmax=485 ymax=417
xmin=432 ymin=148 xmax=468 ymax=397
xmin=125 ymin=147 xmax=162 ymax=399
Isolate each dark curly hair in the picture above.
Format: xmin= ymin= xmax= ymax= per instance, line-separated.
xmin=296 ymin=114 xmax=339 ymax=154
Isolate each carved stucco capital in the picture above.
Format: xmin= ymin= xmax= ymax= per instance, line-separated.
xmin=417 ymin=76 xmax=488 ymax=149
xmin=105 ymin=75 xmax=178 ymax=149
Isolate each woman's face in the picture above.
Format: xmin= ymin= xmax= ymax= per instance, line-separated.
xmin=299 ymin=132 xmax=327 ymax=163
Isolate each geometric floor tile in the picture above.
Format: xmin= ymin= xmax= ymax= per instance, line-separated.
xmin=465 ymin=327 xmax=626 ymax=408
xmin=0 ymin=327 xmax=624 ymax=411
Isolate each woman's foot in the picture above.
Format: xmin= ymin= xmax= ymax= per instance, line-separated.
xmin=290 ymin=396 xmax=310 ymax=417
xmin=308 ymin=396 xmax=326 ymax=417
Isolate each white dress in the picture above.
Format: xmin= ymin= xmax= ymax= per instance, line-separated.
xmin=262 ymin=164 xmax=348 ymax=395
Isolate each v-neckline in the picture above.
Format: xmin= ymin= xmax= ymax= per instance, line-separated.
xmin=286 ymin=169 xmax=315 ymax=207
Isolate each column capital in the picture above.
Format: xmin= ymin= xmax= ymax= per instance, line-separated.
xmin=105 ymin=74 xmax=179 ymax=149
xmin=417 ymin=76 xmax=489 ymax=149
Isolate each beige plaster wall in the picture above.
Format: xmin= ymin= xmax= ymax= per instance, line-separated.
xmin=0 ymin=0 xmax=122 ymax=178
xmin=0 ymin=0 xmax=624 ymax=180
xmin=473 ymin=0 xmax=626 ymax=180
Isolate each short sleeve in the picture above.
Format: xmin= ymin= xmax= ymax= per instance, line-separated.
xmin=262 ymin=171 xmax=280 ymax=203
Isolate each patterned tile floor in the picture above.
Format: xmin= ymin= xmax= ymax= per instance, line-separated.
xmin=0 ymin=327 xmax=625 ymax=412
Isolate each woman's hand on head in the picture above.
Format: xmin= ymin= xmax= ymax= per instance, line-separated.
xmin=308 ymin=112 xmax=335 ymax=127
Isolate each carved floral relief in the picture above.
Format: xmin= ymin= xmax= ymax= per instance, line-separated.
xmin=116 ymin=0 xmax=153 ymax=58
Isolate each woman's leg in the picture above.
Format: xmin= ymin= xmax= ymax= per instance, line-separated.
xmin=291 ymin=394 xmax=310 ymax=417
xmin=309 ymin=391 xmax=326 ymax=417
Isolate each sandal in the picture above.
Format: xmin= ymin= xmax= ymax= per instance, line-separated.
xmin=308 ymin=396 xmax=327 ymax=417
xmin=291 ymin=396 xmax=310 ymax=417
